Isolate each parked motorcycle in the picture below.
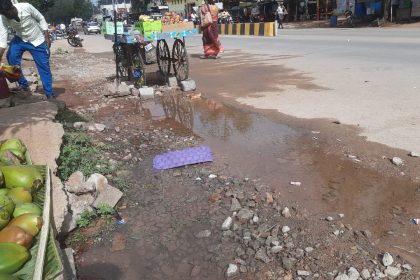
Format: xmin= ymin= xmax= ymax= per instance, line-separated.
xmin=66 ymin=27 xmax=83 ymax=47
xmin=344 ymin=10 xmax=355 ymax=27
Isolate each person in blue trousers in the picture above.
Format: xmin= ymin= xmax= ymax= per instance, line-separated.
xmin=0 ymin=0 xmax=55 ymax=98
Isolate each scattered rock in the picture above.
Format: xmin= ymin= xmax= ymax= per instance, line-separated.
xmin=122 ymin=153 xmax=132 ymax=161
xmin=347 ymin=267 xmax=360 ymax=280
xmin=254 ymin=248 xmax=271 ymax=263
xmin=338 ymin=213 xmax=345 ymax=218
xmin=173 ymin=171 xmax=182 ymax=177
xmin=92 ymin=184 xmax=123 ymax=208
xmin=333 ymin=230 xmax=340 ymax=236
xmin=209 ymin=193 xmax=221 ymax=203
xmin=73 ymin=122 xmax=87 ymax=129
xmin=282 ymin=207 xmax=291 ymax=218
xmin=222 ymin=217 xmax=233 ymax=230
xmin=282 ymin=226 xmax=290 ymax=233
xmin=64 ymin=171 xmax=91 ymax=194
xmin=334 ymin=274 xmax=349 ymax=280
xmin=281 ymin=257 xmax=297 ymax=270
xmin=180 ymin=78 xmax=196 ymax=92
xmin=297 ymin=270 xmax=311 ymax=276
xmin=326 ymin=216 xmax=334 ymax=221
xmin=87 ymin=123 xmax=106 ymax=132
xmin=271 ymin=246 xmax=282 ymax=254
xmin=304 ymin=247 xmax=314 ymax=253
xmin=195 ymin=230 xmax=211 ymax=238
xmin=384 ymin=266 xmax=401 ymax=279
xmin=239 ymin=265 xmax=247 ymax=273
xmin=290 ymin=181 xmax=302 ymax=186
xmin=382 ymin=252 xmax=394 ymax=267
xmin=409 ymin=151 xmax=419 ymax=157
xmin=265 ymin=192 xmax=274 ymax=204
xmin=139 ymin=86 xmax=154 ymax=99
xmin=168 ymin=76 xmax=178 ymax=87
xmin=208 ymin=174 xmax=217 ymax=179
xmin=85 ymin=173 xmax=108 ymax=193
xmin=402 ymin=264 xmax=412 ymax=271
xmin=362 ymin=230 xmax=372 ymax=239
xmin=230 ymin=197 xmax=242 ymax=211
xmin=391 ymin=157 xmax=403 ymax=166
xmin=360 ymin=269 xmax=371 ymax=280
xmin=225 ymin=263 xmax=238 ymax=278
xmin=237 ymin=209 xmax=253 ymax=223
xmin=114 ymin=126 xmax=120 ymax=133
xmin=252 ymin=215 xmax=259 ymax=223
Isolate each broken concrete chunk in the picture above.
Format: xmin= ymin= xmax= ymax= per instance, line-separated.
xmin=85 ymin=173 xmax=109 ymax=193
xmin=180 ymin=79 xmax=196 ymax=92
xmin=92 ymin=185 xmax=123 ymax=208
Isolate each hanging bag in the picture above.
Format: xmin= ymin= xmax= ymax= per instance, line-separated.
xmin=201 ymin=4 xmax=213 ymax=27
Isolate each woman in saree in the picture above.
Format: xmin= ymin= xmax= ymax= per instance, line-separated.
xmin=200 ymin=0 xmax=224 ymax=59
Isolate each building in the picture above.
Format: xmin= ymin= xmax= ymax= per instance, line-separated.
xmin=100 ymin=0 xmax=132 ymax=17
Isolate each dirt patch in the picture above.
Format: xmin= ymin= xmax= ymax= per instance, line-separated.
xmin=50 ymin=47 xmax=419 ymax=280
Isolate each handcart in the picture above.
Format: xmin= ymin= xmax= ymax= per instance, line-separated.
xmin=104 ymin=22 xmax=197 ymax=87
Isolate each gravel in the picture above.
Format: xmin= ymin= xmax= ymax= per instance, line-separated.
xmin=382 ymin=252 xmax=394 ymax=267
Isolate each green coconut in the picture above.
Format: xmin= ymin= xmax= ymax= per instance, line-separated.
xmin=0 ymin=243 xmax=30 ymax=274
xmin=0 ymin=273 xmax=21 ymax=280
xmin=0 ymin=209 xmax=10 ymax=230
xmin=0 ymin=166 xmax=43 ymax=193
xmin=7 ymin=188 xmax=32 ymax=205
xmin=0 ymin=139 xmax=27 ymax=154
xmin=0 ymin=195 xmax=14 ymax=215
xmin=0 ymin=150 xmax=23 ymax=166
xmin=13 ymin=203 xmax=41 ymax=218
xmin=9 ymin=213 xmax=42 ymax=236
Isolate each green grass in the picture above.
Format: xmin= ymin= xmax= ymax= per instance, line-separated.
xmin=76 ymin=210 xmax=97 ymax=228
xmin=111 ymin=176 xmax=131 ymax=192
xmin=96 ymin=203 xmax=115 ymax=224
xmin=57 ymin=132 xmax=113 ymax=181
xmin=55 ymin=108 xmax=88 ymax=125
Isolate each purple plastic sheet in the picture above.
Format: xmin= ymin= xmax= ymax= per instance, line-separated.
xmin=153 ymin=146 xmax=213 ymax=170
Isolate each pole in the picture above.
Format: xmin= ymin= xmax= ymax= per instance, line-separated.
xmin=113 ymin=0 xmax=119 ymax=83
xmin=316 ymin=0 xmax=319 ymax=20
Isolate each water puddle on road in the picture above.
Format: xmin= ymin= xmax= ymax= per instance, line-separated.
xmin=77 ymin=94 xmax=420 ymax=279
xmin=144 ymin=94 xmax=420 ymax=264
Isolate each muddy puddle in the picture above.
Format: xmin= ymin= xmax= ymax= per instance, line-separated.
xmin=77 ymin=94 xmax=420 ymax=279
xmin=143 ymin=94 xmax=420 ymax=263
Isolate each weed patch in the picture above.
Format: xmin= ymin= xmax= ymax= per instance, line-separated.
xmin=57 ymin=132 xmax=112 ymax=181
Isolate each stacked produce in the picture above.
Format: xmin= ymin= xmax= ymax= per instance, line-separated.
xmin=0 ymin=139 xmax=44 ymax=276
xmin=162 ymin=12 xmax=184 ymax=25
xmin=138 ymin=15 xmax=154 ymax=22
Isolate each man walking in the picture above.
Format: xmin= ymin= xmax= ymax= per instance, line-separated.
xmin=276 ymin=4 xmax=286 ymax=29
xmin=0 ymin=0 xmax=55 ymax=98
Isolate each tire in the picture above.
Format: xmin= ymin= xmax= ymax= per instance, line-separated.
xmin=67 ymin=37 xmax=78 ymax=47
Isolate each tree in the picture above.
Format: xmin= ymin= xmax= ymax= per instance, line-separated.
xmin=27 ymin=0 xmax=55 ymax=14
xmin=46 ymin=0 xmax=93 ymax=23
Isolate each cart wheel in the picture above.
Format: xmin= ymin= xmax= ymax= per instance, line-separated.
xmin=113 ymin=43 xmax=129 ymax=79
xmin=176 ymin=95 xmax=194 ymax=130
xmin=172 ymin=39 xmax=189 ymax=81
xmin=156 ymin=39 xmax=171 ymax=76
xmin=132 ymin=48 xmax=146 ymax=88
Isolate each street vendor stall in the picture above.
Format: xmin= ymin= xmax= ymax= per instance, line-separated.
xmin=104 ymin=12 xmax=197 ymax=87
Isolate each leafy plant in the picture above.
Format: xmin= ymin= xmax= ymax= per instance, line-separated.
xmin=111 ymin=176 xmax=130 ymax=192
xmin=57 ymin=132 xmax=112 ymax=181
xmin=76 ymin=210 xmax=97 ymax=228
xmin=55 ymin=108 xmax=87 ymax=124
xmin=96 ymin=203 xmax=115 ymax=224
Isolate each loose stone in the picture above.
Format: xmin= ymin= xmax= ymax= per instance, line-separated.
xmin=225 ymin=263 xmax=238 ymax=278
xmin=382 ymin=252 xmax=394 ymax=267
xmin=222 ymin=217 xmax=233 ymax=230
xmin=282 ymin=226 xmax=290 ymax=233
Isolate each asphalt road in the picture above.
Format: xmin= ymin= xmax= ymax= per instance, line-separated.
xmin=71 ymin=28 xmax=420 ymax=153
xmin=185 ymin=27 xmax=420 ymax=153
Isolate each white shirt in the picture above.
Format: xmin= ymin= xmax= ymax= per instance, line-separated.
xmin=0 ymin=3 xmax=48 ymax=49
xmin=277 ymin=6 xmax=284 ymax=15
xmin=60 ymin=23 xmax=65 ymax=30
